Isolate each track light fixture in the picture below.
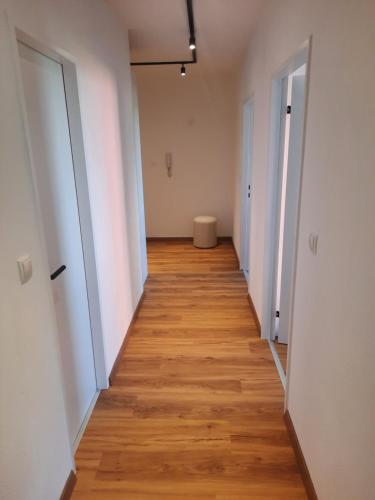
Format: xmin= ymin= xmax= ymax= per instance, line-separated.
xmin=130 ymin=0 xmax=198 ymax=75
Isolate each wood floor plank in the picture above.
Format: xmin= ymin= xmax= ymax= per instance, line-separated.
xmin=72 ymin=240 xmax=306 ymax=499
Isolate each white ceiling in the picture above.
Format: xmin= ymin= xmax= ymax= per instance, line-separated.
xmin=105 ymin=0 xmax=261 ymax=72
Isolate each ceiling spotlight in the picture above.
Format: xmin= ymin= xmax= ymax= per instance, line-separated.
xmin=189 ymin=36 xmax=196 ymax=50
xmin=181 ymin=64 xmax=186 ymax=76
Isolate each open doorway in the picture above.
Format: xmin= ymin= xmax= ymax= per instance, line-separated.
xmin=240 ymin=99 xmax=254 ymax=282
xmin=264 ymin=44 xmax=310 ymax=386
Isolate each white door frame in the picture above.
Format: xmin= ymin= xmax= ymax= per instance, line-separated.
xmin=261 ymin=39 xmax=312 ymax=393
xmin=7 ymin=21 xmax=108 ymax=390
xmin=131 ymin=74 xmax=148 ymax=285
xmin=269 ymin=75 xmax=289 ymax=343
xmin=240 ymin=98 xmax=254 ymax=280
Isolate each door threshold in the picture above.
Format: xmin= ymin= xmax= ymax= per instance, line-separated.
xmin=73 ymin=390 xmax=100 ymax=453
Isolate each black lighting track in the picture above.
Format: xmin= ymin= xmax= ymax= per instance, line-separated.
xmin=130 ymin=0 xmax=197 ymax=67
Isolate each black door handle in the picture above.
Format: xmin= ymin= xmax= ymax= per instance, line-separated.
xmin=50 ymin=265 xmax=66 ymax=280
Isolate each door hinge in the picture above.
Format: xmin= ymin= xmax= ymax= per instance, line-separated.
xmin=286 ymin=105 xmax=291 ymax=115
xmin=276 ymin=310 xmax=280 ymax=318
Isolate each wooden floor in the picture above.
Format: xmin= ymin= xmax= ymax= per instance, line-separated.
xmin=73 ymin=240 xmax=306 ymax=499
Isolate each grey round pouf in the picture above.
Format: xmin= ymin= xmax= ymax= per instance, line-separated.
xmin=193 ymin=215 xmax=217 ymax=248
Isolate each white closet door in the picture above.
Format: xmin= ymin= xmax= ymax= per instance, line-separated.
xmin=18 ymin=42 xmax=97 ymax=445
xmin=278 ymin=70 xmax=306 ymax=344
xmin=241 ymin=101 xmax=253 ymax=280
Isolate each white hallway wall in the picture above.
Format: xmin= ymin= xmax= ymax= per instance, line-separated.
xmin=233 ymin=0 xmax=375 ymax=498
xmin=0 ymin=0 xmax=144 ymax=498
xmin=0 ymin=11 xmax=73 ymax=500
xmin=136 ymin=66 xmax=236 ymax=237
xmin=5 ymin=0 xmax=145 ymax=375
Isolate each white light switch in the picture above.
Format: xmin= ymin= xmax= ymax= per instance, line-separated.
xmin=17 ymin=254 xmax=32 ymax=284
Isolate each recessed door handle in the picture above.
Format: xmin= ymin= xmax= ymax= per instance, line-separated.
xmin=50 ymin=265 xmax=66 ymax=280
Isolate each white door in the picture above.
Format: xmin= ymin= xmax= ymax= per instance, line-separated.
xmin=271 ymin=76 xmax=289 ymax=341
xmin=132 ymin=76 xmax=148 ymax=284
xmin=278 ymin=67 xmax=307 ymax=344
xmin=240 ymin=101 xmax=253 ymax=280
xmin=18 ymin=42 xmax=97 ymax=445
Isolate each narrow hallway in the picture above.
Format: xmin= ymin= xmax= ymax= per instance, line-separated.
xmin=73 ymin=240 xmax=306 ymax=499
